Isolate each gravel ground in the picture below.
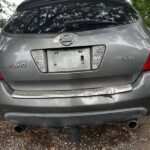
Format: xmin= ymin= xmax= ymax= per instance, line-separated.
xmin=0 ymin=118 xmax=150 ymax=150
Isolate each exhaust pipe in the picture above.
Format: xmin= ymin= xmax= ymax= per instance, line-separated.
xmin=127 ymin=120 xmax=139 ymax=130
xmin=14 ymin=125 xmax=27 ymax=133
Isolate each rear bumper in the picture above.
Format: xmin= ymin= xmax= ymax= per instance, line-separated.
xmin=5 ymin=108 xmax=147 ymax=127
xmin=0 ymin=72 xmax=150 ymax=127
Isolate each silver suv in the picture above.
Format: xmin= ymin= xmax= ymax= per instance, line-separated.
xmin=0 ymin=0 xmax=150 ymax=128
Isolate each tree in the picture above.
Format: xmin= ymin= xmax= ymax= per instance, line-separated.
xmin=131 ymin=0 xmax=150 ymax=27
xmin=0 ymin=0 xmax=16 ymax=27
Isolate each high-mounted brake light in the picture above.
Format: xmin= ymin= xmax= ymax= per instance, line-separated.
xmin=144 ymin=54 xmax=150 ymax=72
xmin=0 ymin=73 xmax=4 ymax=80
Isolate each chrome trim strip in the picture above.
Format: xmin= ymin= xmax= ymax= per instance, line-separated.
xmin=12 ymin=84 xmax=132 ymax=99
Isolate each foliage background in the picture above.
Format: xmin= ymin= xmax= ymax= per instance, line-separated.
xmin=0 ymin=0 xmax=16 ymax=28
xmin=132 ymin=0 xmax=150 ymax=28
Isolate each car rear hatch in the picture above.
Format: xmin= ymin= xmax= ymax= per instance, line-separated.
xmin=0 ymin=0 xmax=149 ymax=93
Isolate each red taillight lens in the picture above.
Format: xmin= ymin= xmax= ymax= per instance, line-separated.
xmin=144 ymin=54 xmax=150 ymax=72
xmin=0 ymin=73 xmax=4 ymax=80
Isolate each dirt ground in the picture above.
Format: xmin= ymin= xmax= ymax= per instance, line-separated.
xmin=0 ymin=117 xmax=150 ymax=150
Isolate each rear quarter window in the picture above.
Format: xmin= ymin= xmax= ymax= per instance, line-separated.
xmin=4 ymin=0 xmax=139 ymax=34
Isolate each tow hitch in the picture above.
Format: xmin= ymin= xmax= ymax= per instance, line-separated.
xmin=68 ymin=127 xmax=80 ymax=144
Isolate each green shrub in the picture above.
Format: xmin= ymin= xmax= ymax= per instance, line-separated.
xmin=132 ymin=0 xmax=150 ymax=27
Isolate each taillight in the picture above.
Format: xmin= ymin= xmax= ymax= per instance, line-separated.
xmin=92 ymin=45 xmax=105 ymax=70
xmin=144 ymin=54 xmax=150 ymax=72
xmin=0 ymin=73 xmax=4 ymax=80
xmin=31 ymin=50 xmax=48 ymax=73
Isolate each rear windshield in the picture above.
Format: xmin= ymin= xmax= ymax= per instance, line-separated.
xmin=4 ymin=0 xmax=139 ymax=34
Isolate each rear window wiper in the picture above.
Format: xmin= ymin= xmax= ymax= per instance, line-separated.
xmin=60 ymin=19 xmax=117 ymax=32
xmin=65 ymin=20 xmax=117 ymax=25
